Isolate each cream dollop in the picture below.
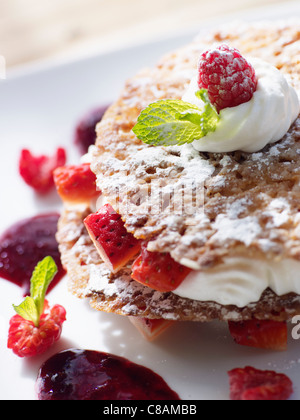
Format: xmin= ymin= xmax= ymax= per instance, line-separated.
xmin=173 ymin=257 xmax=300 ymax=308
xmin=182 ymin=58 xmax=300 ymax=153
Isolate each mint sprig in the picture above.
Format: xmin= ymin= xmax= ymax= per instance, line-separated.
xmin=132 ymin=89 xmax=220 ymax=146
xmin=13 ymin=256 xmax=58 ymax=327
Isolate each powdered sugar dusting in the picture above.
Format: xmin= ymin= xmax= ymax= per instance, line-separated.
xmin=264 ymin=198 xmax=291 ymax=228
xmin=55 ymin=20 xmax=300 ymax=322
xmin=88 ymin=19 xmax=300 ymax=270
xmin=57 ymin=207 xmax=300 ymax=321
xmin=211 ymin=215 xmax=261 ymax=247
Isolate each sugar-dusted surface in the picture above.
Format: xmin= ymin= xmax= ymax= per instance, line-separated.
xmin=91 ymin=20 xmax=300 ymax=270
xmin=57 ymin=207 xmax=300 ymax=321
xmin=57 ymin=19 xmax=300 ymax=321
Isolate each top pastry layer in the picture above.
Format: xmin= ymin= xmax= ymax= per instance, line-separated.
xmin=90 ymin=20 xmax=300 ymax=270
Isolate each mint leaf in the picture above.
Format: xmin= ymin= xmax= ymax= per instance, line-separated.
xmin=30 ymin=256 xmax=58 ymax=320
xmin=132 ymin=89 xmax=220 ymax=146
xmin=13 ymin=256 xmax=58 ymax=327
xmin=195 ymin=89 xmax=220 ymax=132
xmin=13 ymin=296 xmax=39 ymax=327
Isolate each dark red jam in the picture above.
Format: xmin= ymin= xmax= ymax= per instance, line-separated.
xmin=36 ymin=349 xmax=180 ymax=400
xmin=74 ymin=105 xmax=110 ymax=154
xmin=0 ymin=213 xmax=65 ymax=296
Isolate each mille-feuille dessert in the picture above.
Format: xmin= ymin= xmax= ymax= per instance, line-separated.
xmin=55 ymin=19 xmax=300 ymax=342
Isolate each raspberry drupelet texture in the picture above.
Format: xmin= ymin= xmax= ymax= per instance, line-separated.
xmin=198 ymin=44 xmax=257 ymax=112
xmin=8 ymin=300 xmax=66 ymax=358
xmin=19 ymin=147 xmax=67 ymax=194
xmin=228 ymin=366 xmax=293 ymax=401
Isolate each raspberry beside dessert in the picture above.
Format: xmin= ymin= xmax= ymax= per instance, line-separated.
xmin=7 ymin=257 xmax=66 ymax=358
xmin=19 ymin=147 xmax=66 ymax=194
xmin=198 ymin=44 xmax=257 ymax=112
xmin=228 ymin=366 xmax=293 ymax=401
xmin=8 ymin=300 xmax=66 ymax=358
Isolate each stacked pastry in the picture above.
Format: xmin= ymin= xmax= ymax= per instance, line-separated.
xmin=56 ymin=19 xmax=300 ymax=331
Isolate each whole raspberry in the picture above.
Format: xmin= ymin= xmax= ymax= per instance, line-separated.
xmin=7 ymin=256 xmax=67 ymax=358
xmin=8 ymin=300 xmax=66 ymax=358
xmin=19 ymin=147 xmax=67 ymax=194
xmin=228 ymin=366 xmax=293 ymax=401
xmin=198 ymin=44 xmax=257 ymax=112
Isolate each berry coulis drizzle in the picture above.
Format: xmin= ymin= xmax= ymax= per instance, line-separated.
xmin=0 ymin=104 xmax=109 ymax=295
xmin=74 ymin=105 xmax=110 ymax=154
xmin=0 ymin=213 xmax=65 ymax=296
xmin=2 ymin=105 xmax=179 ymax=401
xmin=36 ymin=349 xmax=180 ymax=400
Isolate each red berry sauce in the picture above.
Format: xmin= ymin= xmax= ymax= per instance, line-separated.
xmin=36 ymin=349 xmax=180 ymax=400
xmin=0 ymin=213 xmax=65 ymax=296
xmin=74 ymin=105 xmax=110 ymax=154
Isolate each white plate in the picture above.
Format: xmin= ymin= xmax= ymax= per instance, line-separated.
xmin=1 ymin=1 xmax=300 ymax=401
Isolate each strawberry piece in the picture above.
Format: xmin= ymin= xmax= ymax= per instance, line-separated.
xmin=228 ymin=366 xmax=293 ymax=400
xmin=54 ymin=163 xmax=99 ymax=204
xmin=131 ymin=243 xmax=191 ymax=292
xmin=7 ymin=300 xmax=66 ymax=358
xmin=84 ymin=204 xmax=141 ymax=273
xmin=129 ymin=317 xmax=174 ymax=341
xmin=228 ymin=319 xmax=287 ymax=351
xmin=19 ymin=148 xmax=67 ymax=194
xmin=198 ymin=44 xmax=257 ymax=112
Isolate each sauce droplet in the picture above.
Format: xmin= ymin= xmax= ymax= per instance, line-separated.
xmin=36 ymin=349 xmax=180 ymax=400
xmin=0 ymin=213 xmax=65 ymax=295
xmin=74 ymin=105 xmax=110 ymax=154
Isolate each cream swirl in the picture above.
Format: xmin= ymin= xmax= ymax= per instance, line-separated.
xmin=174 ymin=257 xmax=300 ymax=308
xmin=182 ymin=58 xmax=300 ymax=153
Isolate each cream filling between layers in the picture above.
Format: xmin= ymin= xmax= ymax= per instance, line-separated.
xmin=173 ymin=257 xmax=300 ymax=308
xmin=88 ymin=194 xmax=300 ymax=308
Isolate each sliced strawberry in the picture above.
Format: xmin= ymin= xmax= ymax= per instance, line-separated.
xmin=228 ymin=319 xmax=287 ymax=351
xmin=128 ymin=317 xmax=174 ymax=341
xmin=54 ymin=163 xmax=99 ymax=204
xmin=228 ymin=366 xmax=293 ymax=400
xmin=19 ymin=148 xmax=67 ymax=194
xmin=84 ymin=204 xmax=141 ymax=273
xmin=131 ymin=243 xmax=191 ymax=292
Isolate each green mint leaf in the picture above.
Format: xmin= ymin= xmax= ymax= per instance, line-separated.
xmin=13 ymin=256 xmax=58 ymax=327
xmin=132 ymin=89 xmax=219 ymax=146
xmin=30 ymin=256 xmax=58 ymax=320
xmin=195 ymin=89 xmax=220 ymax=132
xmin=13 ymin=296 xmax=39 ymax=327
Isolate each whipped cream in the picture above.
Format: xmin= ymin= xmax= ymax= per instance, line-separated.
xmin=173 ymin=257 xmax=300 ymax=307
xmin=182 ymin=58 xmax=300 ymax=153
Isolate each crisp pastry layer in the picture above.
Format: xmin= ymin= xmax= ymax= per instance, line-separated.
xmin=57 ymin=19 xmax=300 ymax=321
xmin=57 ymin=207 xmax=300 ymax=322
xmin=90 ymin=19 xmax=300 ymax=270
